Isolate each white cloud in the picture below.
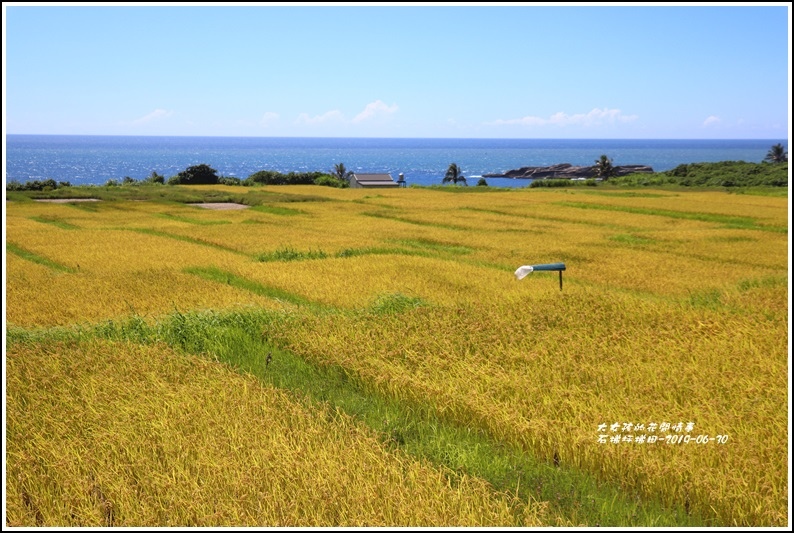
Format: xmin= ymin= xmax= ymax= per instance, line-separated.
xmin=292 ymin=100 xmax=398 ymax=130
xmin=490 ymin=115 xmax=546 ymax=127
xmin=487 ymin=107 xmax=638 ymax=127
xmin=352 ymin=100 xmax=399 ymax=123
xmin=296 ymin=110 xmax=344 ymax=124
xmin=702 ymin=115 xmax=721 ymax=127
xmin=131 ymin=109 xmax=173 ymax=125
xmin=260 ymin=112 xmax=279 ymax=127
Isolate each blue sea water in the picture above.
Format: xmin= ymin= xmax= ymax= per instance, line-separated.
xmin=4 ymin=135 xmax=788 ymax=189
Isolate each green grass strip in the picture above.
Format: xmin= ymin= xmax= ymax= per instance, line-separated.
xmin=556 ymin=201 xmax=786 ymax=233
xmin=28 ymin=216 xmax=81 ymax=230
xmin=157 ymin=213 xmax=231 ymax=225
xmin=607 ymin=234 xmax=656 ymax=246
xmin=459 ymin=206 xmax=525 ymax=218
xmin=142 ymin=313 xmax=722 ymax=527
xmin=249 ymin=205 xmax=306 ymax=216
xmin=63 ymin=201 xmax=101 ymax=212
xmin=183 ymin=266 xmax=329 ymax=310
xmin=125 ymin=228 xmax=249 ymax=256
xmin=6 ymin=242 xmax=77 ymax=273
xmin=254 ymin=246 xmax=431 ymax=262
xmin=736 ymin=275 xmax=788 ymax=292
xmin=255 ymin=246 xmax=329 ymax=262
xmin=390 ymin=238 xmax=475 ymax=255
xmin=6 ymin=307 xmax=709 ymax=527
xmin=254 ymin=244 xmax=477 ymax=263
xmin=334 ymin=246 xmax=421 ymax=258
xmin=362 ymin=211 xmax=470 ymax=231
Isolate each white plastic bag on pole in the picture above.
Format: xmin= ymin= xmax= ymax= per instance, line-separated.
xmin=514 ymin=265 xmax=534 ymax=280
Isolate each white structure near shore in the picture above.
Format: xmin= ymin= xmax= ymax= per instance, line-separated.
xmin=350 ymin=173 xmax=399 ymax=188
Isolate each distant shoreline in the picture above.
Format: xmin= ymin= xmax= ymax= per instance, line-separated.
xmin=6 ymin=136 xmax=785 ymax=188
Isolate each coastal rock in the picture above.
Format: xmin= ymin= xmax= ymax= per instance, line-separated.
xmin=484 ymin=163 xmax=654 ymax=179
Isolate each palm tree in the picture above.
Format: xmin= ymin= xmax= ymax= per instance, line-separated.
xmin=332 ymin=163 xmax=354 ymax=182
xmin=593 ymin=154 xmax=616 ymax=180
xmin=442 ymin=163 xmax=467 ymax=186
xmin=764 ymin=143 xmax=788 ymax=164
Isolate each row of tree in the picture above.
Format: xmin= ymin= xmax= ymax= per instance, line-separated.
xmin=446 ymin=143 xmax=788 ymax=186
xmin=137 ymin=165 xmax=344 ymax=187
xmin=7 ymin=144 xmax=786 ymax=191
xmin=592 ymin=143 xmax=787 ymax=181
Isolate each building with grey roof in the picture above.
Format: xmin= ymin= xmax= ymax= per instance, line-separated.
xmin=350 ymin=173 xmax=400 ymax=188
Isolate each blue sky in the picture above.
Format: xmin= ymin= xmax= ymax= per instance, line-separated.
xmin=3 ymin=3 xmax=791 ymax=139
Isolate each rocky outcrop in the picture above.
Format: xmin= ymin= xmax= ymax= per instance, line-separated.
xmin=483 ymin=163 xmax=654 ymax=179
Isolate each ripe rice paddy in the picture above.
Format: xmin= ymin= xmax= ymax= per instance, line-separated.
xmin=5 ymin=184 xmax=790 ymax=526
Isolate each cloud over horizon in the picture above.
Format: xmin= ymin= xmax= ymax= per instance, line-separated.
xmin=487 ymin=107 xmax=639 ymax=128
xmin=260 ymin=111 xmax=279 ymax=127
xmin=294 ymin=100 xmax=399 ymax=128
xmin=352 ymin=100 xmax=399 ymax=123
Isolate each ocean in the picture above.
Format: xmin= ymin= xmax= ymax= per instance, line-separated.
xmin=4 ymin=135 xmax=788 ymax=189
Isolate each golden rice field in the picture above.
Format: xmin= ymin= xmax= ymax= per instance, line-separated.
xmin=6 ymin=339 xmax=540 ymax=527
xmin=4 ymin=184 xmax=790 ymax=526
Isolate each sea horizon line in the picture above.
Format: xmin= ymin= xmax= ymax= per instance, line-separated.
xmin=4 ymin=133 xmax=787 ymax=142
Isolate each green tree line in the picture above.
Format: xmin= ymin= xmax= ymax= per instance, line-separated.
xmin=6 ymin=164 xmax=350 ymax=191
xmin=6 ymin=143 xmax=788 ymax=191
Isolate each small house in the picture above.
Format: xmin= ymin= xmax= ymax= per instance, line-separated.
xmin=350 ymin=173 xmax=399 ymax=189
